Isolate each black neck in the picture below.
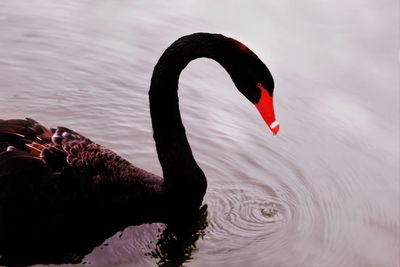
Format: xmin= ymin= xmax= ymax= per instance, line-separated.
xmin=149 ymin=33 xmax=242 ymax=204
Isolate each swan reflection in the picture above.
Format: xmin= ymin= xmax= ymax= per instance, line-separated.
xmin=0 ymin=205 xmax=208 ymax=266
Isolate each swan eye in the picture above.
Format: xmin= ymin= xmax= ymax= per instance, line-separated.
xmin=257 ymin=83 xmax=262 ymax=89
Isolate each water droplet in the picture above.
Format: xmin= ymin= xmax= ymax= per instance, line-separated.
xmin=261 ymin=203 xmax=279 ymax=218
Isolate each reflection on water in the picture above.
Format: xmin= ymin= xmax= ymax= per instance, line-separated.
xmin=0 ymin=0 xmax=399 ymax=267
xmin=149 ymin=205 xmax=208 ymax=266
xmin=0 ymin=202 xmax=208 ymax=267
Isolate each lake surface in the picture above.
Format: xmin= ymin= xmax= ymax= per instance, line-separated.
xmin=0 ymin=1 xmax=399 ymax=266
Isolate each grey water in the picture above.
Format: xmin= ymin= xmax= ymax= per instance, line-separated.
xmin=0 ymin=0 xmax=399 ymax=266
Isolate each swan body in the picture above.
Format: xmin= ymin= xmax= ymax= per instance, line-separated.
xmin=0 ymin=33 xmax=278 ymax=263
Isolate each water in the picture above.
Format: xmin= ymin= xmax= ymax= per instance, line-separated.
xmin=0 ymin=1 xmax=399 ymax=266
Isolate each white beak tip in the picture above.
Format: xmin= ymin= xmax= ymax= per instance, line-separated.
xmin=270 ymin=121 xmax=279 ymax=129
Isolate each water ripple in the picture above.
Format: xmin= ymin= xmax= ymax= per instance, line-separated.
xmin=205 ymin=187 xmax=294 ymax=253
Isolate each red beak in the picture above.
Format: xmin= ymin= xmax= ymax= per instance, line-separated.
xmin=255 ymin=85 xmax=280 ymax=135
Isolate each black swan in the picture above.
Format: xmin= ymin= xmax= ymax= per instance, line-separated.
xmin=0 ymin=33 xmax=278 ymax=264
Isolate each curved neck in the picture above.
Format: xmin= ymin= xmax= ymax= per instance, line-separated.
xmin=149 ymin=33 xmax=240 ymax=202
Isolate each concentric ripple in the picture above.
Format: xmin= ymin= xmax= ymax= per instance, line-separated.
xmin=205 ymin=187 xmax=294 ymax=246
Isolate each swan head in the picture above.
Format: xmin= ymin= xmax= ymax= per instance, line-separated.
xmin=227 ymin=40 xmax=279 ymax=135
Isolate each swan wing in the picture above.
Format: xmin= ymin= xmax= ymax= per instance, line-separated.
xmin=0 ymin=117 xmax=163 ymax=214
xmin=0 ymin=117 xmax=120 ymax=215
xmin=0 ymin=118 xmax=94 ymax=174
xmin=0 ymin=118 xmax=136 ymax=187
